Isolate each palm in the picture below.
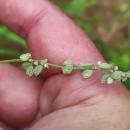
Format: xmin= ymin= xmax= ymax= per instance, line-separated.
xmin=0 ymin=0 xmax=130 ymax=130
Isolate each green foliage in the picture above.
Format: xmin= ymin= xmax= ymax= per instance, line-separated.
xmin=61 ymin=0 xmax=99 ymax=14
xmin=0 ymin=48 xmax=21 ymax=57
xmin=0 ymin=26 xmax=26 ymax=47
xmin=0 ymin=25 xmax=26 ymax=58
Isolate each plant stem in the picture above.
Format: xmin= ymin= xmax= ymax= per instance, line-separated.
xmin=0 ymin=59 xmax=22 ymax=63
xmin=0 ymin=59 xmax=112 ymax=73
xmin=94 ymin=68 xmax=112 ymax=73
xmin=47 ymin=63 xmax=63 ymax=69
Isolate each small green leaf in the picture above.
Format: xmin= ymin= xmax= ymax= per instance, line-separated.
xmin=111 ymin=71 xmax=123 ymax=80
xmin=122 ymin=77 xmax=127 ymax=82
xmin=80 ymin=63 xmax=94 ymax=70
xmin=101 ymin=74 xmax=110 ymax=83
xmin=122 ymin=72 xmax=126 ymax=77
xmin=82 ymin=70 xmax=93 ymax=78
xmin=107 ymin=77 xmax=114 ymax=84
xmin=34 ymin=61 xmax=39 ymax=66
xmin=63 ymin=59 xmax=73 ymax=65
xmin=22 ymin=62 xmax=31 ymax=70
xmin=20 ymin=53 xmax=31 ymax=61
xmin=40 ymin=59 xmax=49 ymax=68
xmin=126 ymin=70 xmax=130 ymax=77
xmin=33 ymin=65 xmax=43 ymax=76
xmin=98 ymin=62 xmax=112 ymax=70
xmin=114 ymin=66 xmax=119 ymax=71
xmin=114 ymin=77 xmax=122 ymax=82
xmin=62 ymin=65 xmax=74 ymax=74
xmin=26 ymin=65 xmax=34 ymax=77
xmin=40 ymin=59 xmax=48 ymax=65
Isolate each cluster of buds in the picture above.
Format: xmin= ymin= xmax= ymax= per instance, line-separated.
xmin=20 ymin=53 xmax=49 ymax=76
xmin=97 ymin=61 xmax=130 ymax=84
xmin=19 ymin=53 xmax=130 ymax=85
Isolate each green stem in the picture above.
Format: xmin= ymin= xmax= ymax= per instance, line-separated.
xmin=74 ymin=66 xmax=111 ymax=73
xmin=0 ymin=59 xmax=112 ymax=73
xmin=0 ymin=59 xmax=22 ymax=63
xmin=29 ymin=59 xmax=63 ymax=69
xmin=94 ymin=68 xmax=112 ymax=73
xmin=47 ymin=63 xmax=63 ymax=69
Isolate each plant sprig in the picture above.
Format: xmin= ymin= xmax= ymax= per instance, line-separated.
xmin=0 ymin=53 xmax=130 ymax=85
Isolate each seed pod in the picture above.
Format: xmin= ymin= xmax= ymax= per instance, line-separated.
xmin=82 ymin=70 xmax=93 ymax=78
xmin=107 ymin=77 xmax=114 ymax=84
xmin=80 ymin=63 xmax=94 ymax=70
xmin=26 ymin=65 xmax=34 ymax=77
xmin=101 ymin=74 xmax=111 ymax=83
xmin=63 ymin=59 xmax=73 ymax=65
xmin=20 ymin=53 xmax=31 ymax=61
xmin=111 ymin=71 xmax=123 ymax=80
xmin=62 ymin=65 xmax=74 ymax=74
xmin=33 ymin=65 xmax=44 ymax=76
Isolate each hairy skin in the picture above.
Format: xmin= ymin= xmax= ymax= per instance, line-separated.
xmin=0 ymin=0 xmax=130 ymax=130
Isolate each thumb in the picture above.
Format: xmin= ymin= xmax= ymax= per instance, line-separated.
xmin=0 ymin=121 xmax=14 ymax=130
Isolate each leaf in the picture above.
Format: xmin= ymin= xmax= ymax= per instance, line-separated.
xmin=98 ymin=63 xmax=112 ymax=70
xmin=114 ymin=77 xmax=122 ymax=82
xmin=63 ymin=0 xmax=99 ymax=13
xmin=6 ymin=31 xmax=26 ymax=47
xmin=126 ymin=70 xmax=130 ymax=77
xmin=26 ymin=65 xmax=34 ymax=77
xmin=22 ymin=62 xmax=31 ymax=70
xmin=63 ymin=59 xmax=73 ymax=65
xmin=20 ymin=53 xmax=31 ymax=61
xmin=62 ymin=65 xmax=74 ymax=74
xmin=101 ymin=74 xmax=110 ymax=83
xmin=122 ymin=77 xmax=127 ymax=82
xmin=121 ymin=72 xmax=126 ymax=77
xmin=0 ymin=48 xmax=21 ymax=58
xmin=82 ymin=70 xmax=93 ymax=78
xmin=107 ymin=77 xmax=114 ymax=84
xmin=33 ymin=65 xmax=44 ymax=76
xmin=80 ymin=63 xmax=94 ymax=70
xmin=0 ymin=25 xmax=26 ymax=47
xmin=114 ymin=66 xmax=119 ymax=71
xmin=111 ymin=71 xmax=123 ymax=80
xmin=40 ymin=59 xmax=48 ymax=65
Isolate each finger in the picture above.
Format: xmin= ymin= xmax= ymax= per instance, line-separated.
xmin=0 ymin=0 xmax=127 ymax=116
xmin=0 ymin=121 xmax=14 ymax=130
xmin=0 ymin=0 xmax=104 ymax=77
xmin=40 ymin=72 xmax=130 ymax=115
xmin=30 ymin=94 xmax=130 ymax=130
xmin=0 ymin=64 xmax=43 ymax=128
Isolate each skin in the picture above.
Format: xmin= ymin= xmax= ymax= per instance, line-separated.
xmin=0 ymin=0 xmax=130 ymax=130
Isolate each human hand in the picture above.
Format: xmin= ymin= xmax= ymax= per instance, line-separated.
xmin=0 ymin=0 xmax=130 ymax=130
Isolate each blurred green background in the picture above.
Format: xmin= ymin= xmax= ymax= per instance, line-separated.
xmin=0 ymin=0 xmax=130 ymax=88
